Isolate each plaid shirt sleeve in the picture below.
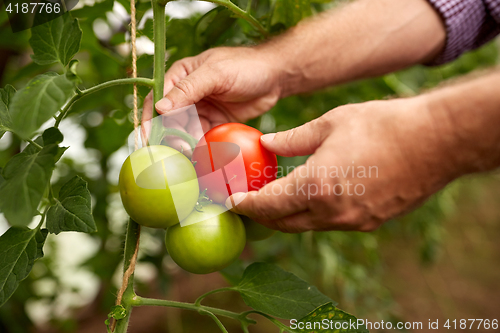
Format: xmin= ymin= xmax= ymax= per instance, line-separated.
xmin=426 ymin=0 xmax=500 ymax=65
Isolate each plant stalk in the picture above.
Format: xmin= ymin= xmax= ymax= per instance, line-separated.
xmin=242 ymin=311 xmax=293 ymax=332
xmin=26 ymin=139 xmax=43 ymax=150
xmin=114 ymin=220 xmax=141 ymax=333
xmin=194 ymin=287 xmax=235 ymax=306
xmin=207 ymin=0 xmax=268 ymax=36
xmin=133 ymin=296 xmax=255 ymax=325
xmin=82 ymin=77 xmax=154 ymax=96
xmin=200 ymin=310 xmax=229 ymax=333
xmin=55 ymin=77 xmax=154 ymax=127
xmin=152 ymin=0 xmax=166 ymax=109
xmin=163 ymin=127 xmax=199 ymax=150
xmin=114 ymin=2 xmax=167 ymax=332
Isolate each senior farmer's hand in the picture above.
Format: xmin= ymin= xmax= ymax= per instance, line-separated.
xmin=226 ymin=71 xmax=500 ymax=232
xmin=142 ymin=47 xmax=282 ymax=138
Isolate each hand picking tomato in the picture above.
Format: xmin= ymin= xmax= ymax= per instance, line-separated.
xmin=165 ymin=204 xmax=246 ymax=274
xmin=119 ymin=145 xmax=199 ymax=228
xmin=191 ymin=123 xmax=278 ymax=204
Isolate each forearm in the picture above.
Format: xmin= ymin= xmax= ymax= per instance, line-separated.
xmin=259 ymin=0 xmax=446 ymax=97
xmin=425 ymin=69 xmax=500 ymax=176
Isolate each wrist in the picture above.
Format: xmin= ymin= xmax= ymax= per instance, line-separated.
xmin=252 ymin=14 xmax=317 ymax=98
xmin=414 ymin=94 xmax=467 ymax=180
xmin=388 ymin=95 xmax=464 ymax=193
xmin=254 ymin=38 xmax=297 ymax=98
xmin=423 ymin=73 xmax=500 ymax=176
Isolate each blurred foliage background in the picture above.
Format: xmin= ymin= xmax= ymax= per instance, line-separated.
xmin=0 ymin=0 xmax=499 ymax=332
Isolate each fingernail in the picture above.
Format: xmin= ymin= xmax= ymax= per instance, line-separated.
xmin=155 ymin=98 xmax=173 ymax=112
xmin=261 ymin=133 xmax=276 ymax=143
xmin=225 ymin=192 xmax=247 ymax=210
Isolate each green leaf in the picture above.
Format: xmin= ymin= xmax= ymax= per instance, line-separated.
xmin=72 ymin=0 xmax=114 ymax=19
xmin=195 ymin=7 xmax=237 ymax=48
xmin=38 ymin=127 xmax=67 ymax=162
xmin=220 ymin=259 xmax=246 ymax=285
xmin=0 ymin=227 xmax=48 ymax=307
xmin=0 ymin=99 xmax=11 ymax=139
xmin=41 ymin=127 xmax=67 ymax=162
xmin=0 ymin=84 xmax=16 ymax=106
xmin=9 ymin=73 xmax=76 ymax=139
xmin=85 ymin=117 xmax=133 ymax=156
xmin=109 ymin=305 xmax=127 ymax=320
xmin=4 ymin=61 xmax=52 ymax=84
xmin=166 ymin=19 xmax=202 ymax=67
xmin=139 ymin=18 xmax=154 ymax=41
xmin=271 ymin=0 xmax=312 ymax=29
xmin=23 ymin=137 xmax=45 ymax=156
xmin=106 ymin=304 xmax=127 ymax=332
xmin=0 ymin=144 xmax=59 ymax=226
xmin=23 ymin=128 xmax=65 ymax=158
xmin=109 ymin=32 xmax=127 ymax=46
xmin=42 ymin=127 xmax=64 ymax=145
xmin=294 ymin=303 xmax=369 ymax=333
xmin=0 ymin=84 xmax=15 ymax=138
xmin=0 ymin=167 xmax=4 ymax=186
xmin=67 ymin=60 xmax=81 ymax=82
xmin=47 ymin=176 xmax=96 ymax=234
xmin=30 ymin=12 xmax=82 ymax=66
xmin=235 ymin=262 xmax=334 ymax=319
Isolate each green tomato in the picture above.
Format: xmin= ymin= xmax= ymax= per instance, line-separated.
xmin=240 ymin=215 xmax=276 ymax=241
xmin=119 ymin=145 xmax=199 ymax=228
xmin=165 ymin=204 xmax=246 ymax=274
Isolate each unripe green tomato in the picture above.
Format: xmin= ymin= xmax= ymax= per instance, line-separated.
xmin=240 ymin=215 xmax=276 ymax=241
xmin=119 ymin=145 xmax=199 ymax=228
xmin=165 ymin=204 xmax=246 ymax=274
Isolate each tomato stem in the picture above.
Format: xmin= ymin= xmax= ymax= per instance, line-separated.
xmin=114 ymin=1 xmax=167 ymax=331
xmin=204 ymin=0 xmax=268 ymax=37
xmin=26 ymin=139 xmax=43 ymax=150
xmin=194 ymin=287 xmax=235 ymax=306
xmin=113 ymin=220 xmax=141 ymax=333
xmin=245 ymin=0 xmax=253 ymax=12
xmin=36 ymin=205 xmax=50 ymax=231
xmin=163 ymin=127 xmax=199 ymax=150
xmin=82 ymin=77 xmax=155 ymax=95
xmin=132 ymin=296 xmax=256 ymax=326
xmin=54 ymin=77 xmax=154 ymax=127
xmin=47 ymin=185 xmax=56 ymax=205
xmin=152 ymin=0 xmax=166 ymax=109
xmin=199 ymin=310 xmax=229 ymax=333
xmin=241 ymin=310 xmax=294 ymax=332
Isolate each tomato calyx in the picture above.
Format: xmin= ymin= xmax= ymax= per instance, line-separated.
xmin=151 ymin=127 xmax=199 ymax=151
xmin=194 ymin=188 xmax=213 ymax=212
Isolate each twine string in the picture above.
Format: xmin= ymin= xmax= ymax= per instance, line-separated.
xmin=111 ymin=0 xmax=141 ymax=330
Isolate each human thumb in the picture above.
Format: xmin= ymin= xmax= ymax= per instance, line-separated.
xmin=260 ymin=117 xmax=330 ymax=157
xmin=155 ymin=68 xmax=217 ymax=113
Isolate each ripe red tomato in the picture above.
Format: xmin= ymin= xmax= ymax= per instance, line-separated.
xmin=191 ymin=123 xmax=277 ymax=204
